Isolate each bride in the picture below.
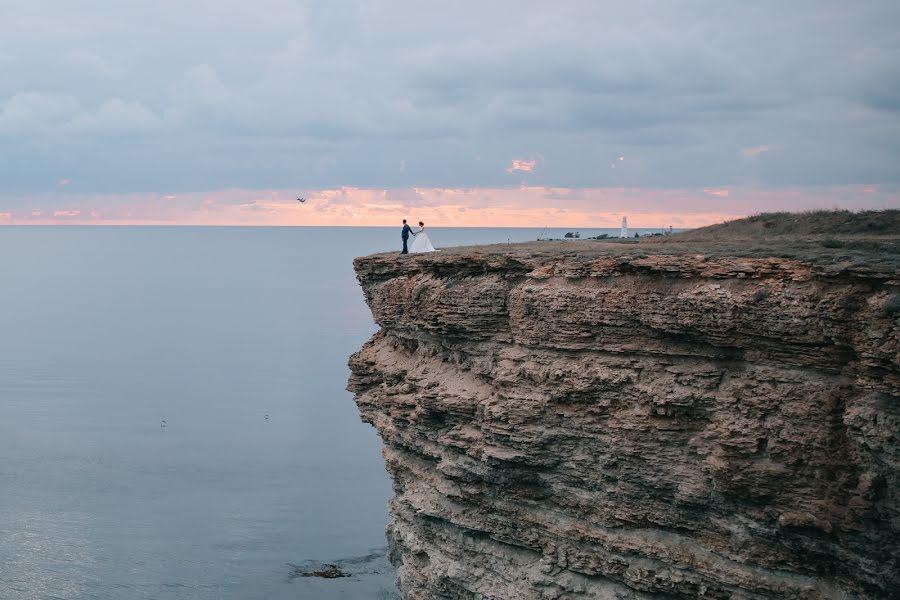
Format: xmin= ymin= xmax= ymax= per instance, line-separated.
xmin=409 ymin=221 xmax=436 ymax=253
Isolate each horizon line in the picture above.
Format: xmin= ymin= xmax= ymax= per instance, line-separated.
xmin=0 ymin=223 xmax=689 ymax=229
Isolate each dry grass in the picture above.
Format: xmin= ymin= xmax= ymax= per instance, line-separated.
xmin=633 ymin=209 xmax=900 ymax=272
xmin=425 ymin=210 xmax=900 ymax=275
xmin=671 ymin=209 xmax=900 ymax=240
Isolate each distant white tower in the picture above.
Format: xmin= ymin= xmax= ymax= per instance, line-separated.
xmin=620 ymin=216 xmax=629 ymax=238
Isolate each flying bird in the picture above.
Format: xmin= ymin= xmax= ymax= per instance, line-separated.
xmin=297 ymin=197 xmax=306 ymax=203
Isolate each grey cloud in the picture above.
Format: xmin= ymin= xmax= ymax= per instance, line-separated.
xmin=66 ymin=99 xmax=161 ymax=135
xmin=0 ymin=0 xmax=899 ymax=200
xmin=0 ymin=93 xmax=80 ymax=137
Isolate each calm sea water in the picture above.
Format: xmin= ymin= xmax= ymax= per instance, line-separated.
xmin=0 ymin=226 xmax=646 ymax=600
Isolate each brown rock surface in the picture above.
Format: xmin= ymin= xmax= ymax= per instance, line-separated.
xmin=348 ymin=240 xmax=899 ymax=599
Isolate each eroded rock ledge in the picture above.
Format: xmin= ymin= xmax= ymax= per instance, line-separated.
xmin=348 ymin=244 xmax=899 ymax=599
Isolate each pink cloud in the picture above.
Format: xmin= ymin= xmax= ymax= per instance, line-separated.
xmin=1 ymin=185 xmax=896 ymax=228
xmin=58 ymin=178 xmax=71 ymax=186
xmin=741 ymin=145 xmax=781 ymax=159
xmin=506 ymin=159 xmax=536 ymax=174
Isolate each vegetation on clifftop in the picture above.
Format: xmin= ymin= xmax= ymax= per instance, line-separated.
xmin=411 ymin=210 xmax=900 ymax=275
xmin=673 ymin=209 xmax=899 ymax=240
xmin=643 ymin=209 xmax=900 ymax=272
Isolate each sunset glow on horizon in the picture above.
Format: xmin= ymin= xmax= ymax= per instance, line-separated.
xmin=1 ymin=184 xmax=895 ymax=228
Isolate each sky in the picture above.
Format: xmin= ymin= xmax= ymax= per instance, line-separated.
xmin=1 ymin=0 xmax=898 ymax=226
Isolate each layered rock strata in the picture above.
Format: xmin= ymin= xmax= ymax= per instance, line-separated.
xmin=348 ymin=246 xmax=899 ymax=599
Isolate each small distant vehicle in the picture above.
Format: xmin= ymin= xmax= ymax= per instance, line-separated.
xmin=297 ymin=197 xmax=306 ymax=203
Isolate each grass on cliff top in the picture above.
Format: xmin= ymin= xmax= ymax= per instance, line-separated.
xmin=435 ymin=210 xmax=900 ymax=274
xmin=671 ymin=209 xmax=900 ymax=240
xmin=635 ymin=210 xmax=900 ymax=273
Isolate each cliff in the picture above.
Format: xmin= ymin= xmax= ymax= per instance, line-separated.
xmin=348 ymin=216 xmax=899 ymax=599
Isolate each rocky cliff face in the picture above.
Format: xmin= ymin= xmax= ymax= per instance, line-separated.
xmin=347 ymin=245 xmax=899 ymax=599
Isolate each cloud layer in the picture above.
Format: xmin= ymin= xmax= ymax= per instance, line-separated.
xmin=1 ymin=1 xmax=898 ymax=221
xmin=2 ymin=184 xmax=894 ymax=228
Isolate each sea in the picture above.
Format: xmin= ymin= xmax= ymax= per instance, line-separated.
xmin=0 ymin=226 xmax=655 ymax=600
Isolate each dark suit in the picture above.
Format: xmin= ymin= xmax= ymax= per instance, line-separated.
xmin=401 ymin=223 xmax=412 ymax=253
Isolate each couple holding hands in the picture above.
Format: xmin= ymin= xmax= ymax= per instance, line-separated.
xmin=400 ymin=219 xmax=435 ymax=254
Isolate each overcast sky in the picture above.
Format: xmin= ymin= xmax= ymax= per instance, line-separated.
xmin=1 ymin=0 xmax=897 ymax=225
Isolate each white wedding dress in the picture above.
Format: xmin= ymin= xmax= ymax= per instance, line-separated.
xmin=409 ymin=227 xmax=436 ymax=253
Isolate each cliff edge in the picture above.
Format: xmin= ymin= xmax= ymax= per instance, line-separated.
xmin=348 ymin=211 xmax=899 ymax=599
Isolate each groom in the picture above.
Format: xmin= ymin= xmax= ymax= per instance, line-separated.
xmin=401 ymin=219 xmax=412 ymax=254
